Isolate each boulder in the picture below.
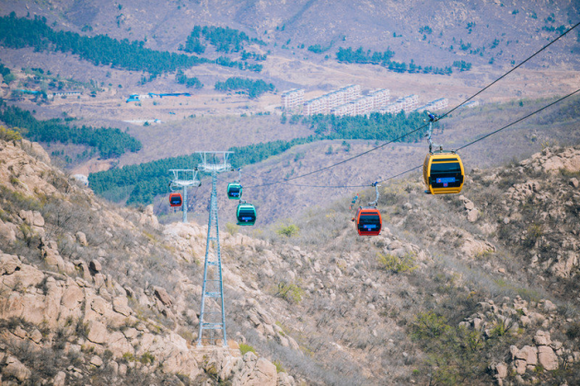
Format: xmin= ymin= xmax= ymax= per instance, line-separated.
xmin=534 ymin=330 xmax=551 ymax=346
xmin=0 ymin=253 xmax=20 ymax=275
xmin=19 ymin=210 xmax=33 ymax=225
xmin=514 ymin=359 xmax=526 ymax=375
xmin=278 ymin=372 xmax=296 ymax=386
xmin=495 ymin=362 xmax=508 ymax=379
xmin=53 ymin=371 xmax=67 ymax=386
xmin=467 ymin=209 xmax=479 ymax=222
xmin=90 ymin=355 xmax=103 ymax=367
xmin=87 ymin=321 xmax=108 ymax=344
xmin=76 ymin=231 xmax=88 ymax=246
xmin=61 ymin=282 xmax=84 ymax=311
xmin=515 ymin=345 xmax=537 ymax=366
xmin=3 ymin=356 xmax=31 ymax=382
xmin=89 ymin=260 xmax=102 ymax=275
xmin=252 ymin=358 xmax=278 ymax=386
xmin=30 ymin=329 xmax=43 ymax=343
xmin=32 ymin=211 xmax=44 ymax=227
xmin=112 ymin=297 xmax=132 ymax=316
xmin=107 ymin=331 xmax=134 ymax=357
xmin=549 ymin=252 xmax=578 ymax=278
xmin=21 ymin=293 xmax=46 ymax=324
xmin=74 ymin=260 xmax=91 ymax=280
xmin=153 ymin=286 xmax=173 ymax=307
xmin=538 ymin=346 xmax=558 ymax=370
xmin=2 ymin=263 xmax=44 ymax=289
xmin=542 ymin=300 xmax=557 ymax=313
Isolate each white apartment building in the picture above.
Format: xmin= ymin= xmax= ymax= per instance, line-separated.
xmin=281 ymin=88 xmax=305 ymax=111
xmin=396 ymin=94 xmax=419 ymax=112
xmin=368 ymin=89 xmax=390 ymax=110
xmin=379 ymin=100 xmax=406 ymax=114
xmin=415 ymin=98 xmax=449 ymax=112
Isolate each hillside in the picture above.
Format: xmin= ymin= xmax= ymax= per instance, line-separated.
xmin=0 ymin=0 xmax=578 ymax=200
xmin=2 ymin=126 xmax=580 ymax=384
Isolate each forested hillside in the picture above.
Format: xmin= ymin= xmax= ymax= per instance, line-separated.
xmin=0 ymin=101 xmax=141 ymax=159
xmin=88 ymin=111 xmax=426 ymax=205
xmin=0 ymin=13 xmax=266 ymax=77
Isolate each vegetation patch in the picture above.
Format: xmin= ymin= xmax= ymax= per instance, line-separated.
xmin=377 ymin=252 xmax=418 ymax=274
xmin=214 ymin=77 xmax=274 ymax=98
xmin=0 ymin=13 xmax=209 ymax=75
xmin=184 ymin=25 xmax=266 ymax=54
xmin=0 ymin=101 xmax=141 ymax=159
xmin=276 ymin=223 xmax=300 ymax=237
xmin=175 ymin=70 xmax=203 ymax=89
xmin=335 ymin=46 xmax=464 ymax=75
xmin=276 ymin=282 xmax=304 ymax=304
xmin=239 ymin=343 xmax=256 ymax=355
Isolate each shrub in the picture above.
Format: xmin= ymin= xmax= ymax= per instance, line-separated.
xmin=225 ymin=222 xmax=240 ymax=235
xmin=0 ymin=125 xmax=22 ymax=141
xmin=276 ymin=223 xmax=299 ymax=237
xmin=140 ymin=352 xmax=155 ymax=364
xmin=410 ymin=312 xmax=450 ymax=340
xmin=523 ymin=224 xmax=543 ymax=248
xmin=566 ymin=323 xmax=580 ymax=340
xmin=122 ymin=352 xmax=136 ymax=362
xmin=378 ymin=252 xmax=418 ymax=274
xmin=273 ymin=360 xmax=285 ymax=373
xmin=276 ymin=282 xmax=304 ymax=303
xmin=239 ymin=343 xmax=256 ymax=355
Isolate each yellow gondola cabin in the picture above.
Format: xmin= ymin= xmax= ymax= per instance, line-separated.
xmin=423 ymin=151 xmax=465 ymax=195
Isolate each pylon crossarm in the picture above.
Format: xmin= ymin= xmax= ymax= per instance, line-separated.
xmin=196 ymin=151 xmax=234 ymax=173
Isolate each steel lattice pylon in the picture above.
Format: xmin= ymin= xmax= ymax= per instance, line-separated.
xmin=196 ymin=152 xmax=232 ymax=347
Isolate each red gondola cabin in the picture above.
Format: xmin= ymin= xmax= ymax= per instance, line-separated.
xmin=169 ymin=193 xmax=183 ymax=207
xmin=355 ymin=208 xmax=382 ymax=236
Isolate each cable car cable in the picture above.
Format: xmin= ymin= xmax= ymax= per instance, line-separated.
xmin=378 ymin=87 xmax=580 ymax=185
xmin=248 ymin=87 xmax=580 ymax=191
xmin=244 ymin=21 xmax=580 ymax=189
xmin=454 ymin=88 xmax=580 ymax=152
xmin=436 ymin=20 xmax=580 ymax=121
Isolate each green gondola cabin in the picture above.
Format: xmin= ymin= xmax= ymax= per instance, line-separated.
xmin=227 ymin=183 xmax=242 ymax=199
xmin=236 ymin=203 xmax=256 ymax=226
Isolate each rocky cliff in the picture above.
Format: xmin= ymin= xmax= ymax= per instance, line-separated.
xmin=1 ymin=133 xmax=580 ymax=385
xmin=0 ymin=137 xmax=292 ymax=385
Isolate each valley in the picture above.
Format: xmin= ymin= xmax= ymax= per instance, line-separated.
xmin=0 ymin=0 xmax=580 ymax=384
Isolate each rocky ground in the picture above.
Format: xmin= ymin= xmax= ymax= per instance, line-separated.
xmin=0 ymin=137 xmax=292 ymax=385
xmin=1 ymin=131 xmax=580 ymax=385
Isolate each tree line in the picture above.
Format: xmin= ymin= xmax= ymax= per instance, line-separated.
xmin=175 ymin=70 xmax=203 ymax=89
xmin=214 ymin=77 xmax=275 ymax=98
xmin=184 ymin=25 xmax=267 ymax=54
xmin=89 ymin=111 xmax=427 ymax=205
xmin=0 ymin=61 xmax=15 ymax=84
xmin=336 ymin=47 xmax=396 ymax=65
xmin=0 ymin=13 xmax=263 ymax=76
xmin=336 ymin=46 xmax=466 ymax=75
xmin=0 ymin=13 xmax=207 ymax=75
xmin=0 ymin=100 xmax=141 ymax=159
xmin=303 ymin=111 xmax=427 ymax=142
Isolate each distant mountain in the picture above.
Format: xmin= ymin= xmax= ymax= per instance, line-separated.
xmin=1 ymin=0 xmax=578 ymax=70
